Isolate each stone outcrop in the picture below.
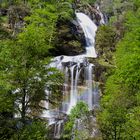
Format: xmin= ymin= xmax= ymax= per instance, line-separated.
xmin=7 ymin=4 xmax=30 ymax=35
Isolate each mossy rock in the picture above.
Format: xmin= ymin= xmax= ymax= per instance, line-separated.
xmin=49 ymin=19 xmax=85 ymax=56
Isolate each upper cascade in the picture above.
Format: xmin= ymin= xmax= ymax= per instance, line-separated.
xmin=50 ymin=12 xmax=98 ymax=69
xmin=76 ymin=12 xmax=97 ymax=58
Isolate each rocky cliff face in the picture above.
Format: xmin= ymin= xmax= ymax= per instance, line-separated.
xmin=76 ymin=3 xmax=104 ymax=25
xmin=49 ymin=19 xmax=86 ymax=56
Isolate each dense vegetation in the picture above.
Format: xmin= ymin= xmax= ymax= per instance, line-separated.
xmin=0 ymin=0 xmax=140 ymax=139
xmin=0 ymin=0 xmax=74 ymax=139
xmin=97 ymin=0 xmax=140 ymax=139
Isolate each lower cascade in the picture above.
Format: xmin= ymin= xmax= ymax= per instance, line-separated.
xmin=42 ymin=12 xmax=103 ymax=138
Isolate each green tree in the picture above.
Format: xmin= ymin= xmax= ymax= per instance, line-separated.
xmin=95 ymin=25 xmax=117 ymax=65
xmin=63 ymin=101 xmax=89 ymax=139
xmin=0 ymin=0 xmax=74 ymax=139
xmin=98 ymin=1 xmax=140 ymax=139
xmin=12 ymin=121 xmax=48 ymax=140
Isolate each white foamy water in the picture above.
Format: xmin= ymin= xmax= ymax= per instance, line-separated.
xmin=76 ymin=12 xmax=97 ymax=58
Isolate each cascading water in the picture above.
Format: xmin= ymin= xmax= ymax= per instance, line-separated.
xmin=43 ymin=11 xmax=103 ymax=138
xmin=97 ymin=5 xmax=106 ymax=25
xmin=68 ymin=65 xmax=77 ymax=113
xmin=87 ymin=63 xmax=94 ymax=110
xmin=54 ymin=120 xmax=64 ymax=139
xmin=76 ymin=12 xmax=97 ymax=58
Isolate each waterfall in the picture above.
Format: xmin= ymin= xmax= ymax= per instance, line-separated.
xmin=96 ymin=6 xmax=105 ymax=25
xmin=49 ymin=12 xmax=98 ymax=112
xmin=74 ymin=65 xmax=82 ymax=100
xmin=64 ymin=67 xmax=69 ymax=92
xmin=54 ymin=120 xmax=64 ymax=139
xmin=93 ymin=83 xmax=99 ymax=109
xmin=46 ymin=12 xmax=99 ymax=125
xmin=44 ymin=12 xmax=102 ymax=139
xmin=68 ymin=65 xmax=76 ymax=113
xmin=87 ymin=64 xmax=94 ymax=110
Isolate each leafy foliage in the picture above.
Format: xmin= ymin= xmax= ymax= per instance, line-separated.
xmin=96 ymin=25 xmax=117 ymax=64
xmin=12 ymin=121 xmax=48 ymax=140
xmin=0 ymin=0 xmax=75 ymax=139
xmin=98 ymin=1 xmax=140 ymax=139
xmin=62 ymin=101 xmax=89 ymax=139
